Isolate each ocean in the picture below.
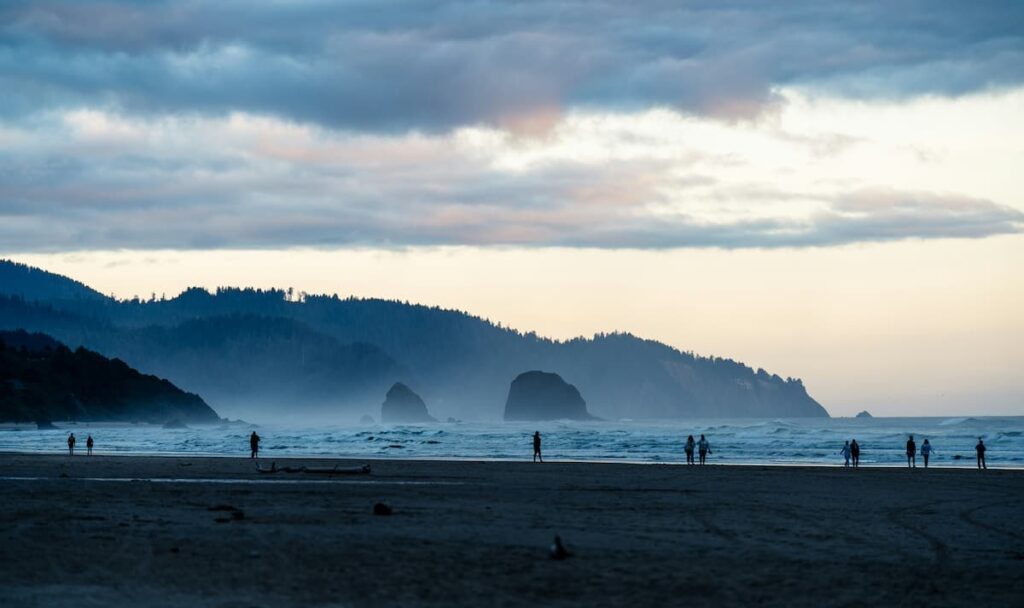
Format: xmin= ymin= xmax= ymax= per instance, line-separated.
xmin=2 ymin=416 xmax=1022 ymax=468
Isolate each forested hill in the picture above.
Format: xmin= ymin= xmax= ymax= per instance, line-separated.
xmin=0 ymin=261 xmax=829 ymax=421
xmin=0 ymin=329 xmax=220 ymax=425
xmin=0 ymin=259 xmax=106 ymax=302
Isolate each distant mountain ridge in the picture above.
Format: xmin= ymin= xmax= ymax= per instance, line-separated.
xmin=0 ymin=260 xmax=828 ymax=420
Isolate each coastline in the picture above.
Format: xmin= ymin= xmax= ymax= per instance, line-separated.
xmin=0 ymin=449 xmax=1019 ymax=470
xmin=1 ymin=453 xmax=1022 ymax=607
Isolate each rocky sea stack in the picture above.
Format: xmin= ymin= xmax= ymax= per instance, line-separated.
xmin=381 ymin=382 xmax=436 ymax=423
xmin=503 ymin=371 xmax=594 ymax=421
xmin=855 ymin=410 xmax=873 ymax=418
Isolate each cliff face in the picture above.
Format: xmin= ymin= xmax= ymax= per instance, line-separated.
xmin=381 ymin=382 xmax=436 ymax=423
xmin=504 ymin=371 xmax=594 ymax=421
xmin=0 ymin=330 xmax=220 ymax=425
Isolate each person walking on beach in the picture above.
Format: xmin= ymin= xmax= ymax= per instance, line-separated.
xmin=67 ymin=433 xmax=76 ymax=456
xmin=906 ymin=435 xmax=916 ymax=468
xmin=250 ymin=431 xmax=260 ymax=459
xmin=533 ymin=431 xmax=543 ymax=463
xmin=698 ymin=434 xmax=711 ymax=465
xmin=921 ymin=439 xmax=933 ymax=468
xmin=684 ymin=435 xmax=696 ymax=465
xmin=86 ymin=434 xmax=94 ymax=456
xmin=851 ymin=439 xmax=861 ymax=467
xmin=840 ymin=441 xmax=852 ymax=467
xmin=976 ymin=438 xmax=987 ymax=470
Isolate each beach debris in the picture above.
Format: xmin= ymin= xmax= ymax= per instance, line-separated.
xmin=209 ymin=505 xmax=245 ymax=523
xmin=549 ymin=536 xmax=571 ymax=560
xmin=304 ymin=464 xmax=372 ymax=476
xmin=256 ymin=462 xmax=371 ymax=476
xmin=373 ymin=502 xmax=393 ymax=516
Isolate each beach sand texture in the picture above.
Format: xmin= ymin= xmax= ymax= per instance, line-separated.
xmin=1 ymin=454 xmax=1021 ymax=607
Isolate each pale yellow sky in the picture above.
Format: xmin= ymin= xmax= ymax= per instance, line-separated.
xmin=10 ymin=234 xmax=1023 ymax=417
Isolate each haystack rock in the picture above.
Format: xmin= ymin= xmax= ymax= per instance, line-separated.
xmin=381 ymin=383 xmax=436 ymax=423
xmin=503 ymin=371 xmax=594 ymax=421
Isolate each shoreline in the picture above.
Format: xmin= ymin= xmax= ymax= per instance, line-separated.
xmin=1 ymin=449 xmax=1017 ymax=471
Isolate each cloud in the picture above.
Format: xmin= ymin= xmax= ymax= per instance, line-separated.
xmin=0 ymin=104 xmax=1021 ymax=252
xmin=1 ymin=1 xmax=1022 ymax=131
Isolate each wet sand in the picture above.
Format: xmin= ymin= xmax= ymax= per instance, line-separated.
xmin=1 ymin=453 xmax=1022 ymax=607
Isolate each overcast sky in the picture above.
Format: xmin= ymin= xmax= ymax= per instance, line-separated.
xmin=2 ymin=1 xmax=1023 ymax=415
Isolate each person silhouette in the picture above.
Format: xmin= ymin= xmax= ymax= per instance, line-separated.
xmin=67 ymin=433 xmax=76 ymax=456
xmin=851 ymin=439 xmax=860 ymax=467
xmin=533 ymin=431 xmax=543 ymax=463
xmin=698 ymin=434 xmax=711 ymax=465
xmin=86 ymin=434 xmax=94 ymax=456
xmin=250 ymin=431 xmax=260 ymax=459
xmin=921 ymin=439 xmax=933 ymax=468
xmin=975 ymin=438 xmax=987 ymax=470
xmin=840 ymin=441 xmax=851 ymax=467
xmin=906 ymin=435 xmax=916 ymax=468
xmin=684 ymin=435 xmax=696 ymax=465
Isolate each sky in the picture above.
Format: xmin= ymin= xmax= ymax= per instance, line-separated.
xmin=2 ymin=1 xmax=1023 ymax=416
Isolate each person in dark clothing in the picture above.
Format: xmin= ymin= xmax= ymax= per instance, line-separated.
xmin=850 ymin=439 xmax=860 ymax=467
xmin=67 ymin=433 xmax=76 ymax=456
xmin=250 ymin=431 xmax=260 ymax=459
xmin=533 ymin=431 xmax=543 ymax=463
xmin=906 ymin=435 xmax=916 ymax=468
xmin=684 ymin=435 xmax=696 ymax=465
xmin=976 ymin=438 xmax=987 ymax=470
xmin=698 ymin=434 xmax=711 ymax=465
xmin=86 ymin=435 xmax=94 ymax=456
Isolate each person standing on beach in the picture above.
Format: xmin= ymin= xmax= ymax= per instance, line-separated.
xmin=698 ymin=434 xmax=711 ymax=465
xmin=851 ymin=439 xmax=861 ymax=467
xmin=976 ymin=438 xmax=987 ymax=469
xmin=533 ymin=431 xmax=543 ymax=463
xmin=906 ymin=435 xmax=916 ymax=468
xmin=86 ymin=434 xmax=94 ymax=456
xmin=67 ymin=433 xmax=76 ymax=456
xmin=840 ymin=441 xmax=852 ymax=467
xmin=684 ymin=435 xmax=696 ymax=465
xmin=921 ymin=439 xmax=933 ymax=468
xmin=250 ymin=431 xmax=261 ymax=459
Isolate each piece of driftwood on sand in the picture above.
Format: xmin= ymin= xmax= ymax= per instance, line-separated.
xmin=256 ymin=462 xmax=371 ymax=476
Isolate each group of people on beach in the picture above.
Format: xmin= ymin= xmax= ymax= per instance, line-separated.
xmin=839 ymin=435 xmax=988 ymax=469
xmin=65 ymin=433 xmax=93 ymax=456
xmin=60 ymin=429 xmax=993 ymax=470
xmin=684 ymin=434 xmax=712 ymax=465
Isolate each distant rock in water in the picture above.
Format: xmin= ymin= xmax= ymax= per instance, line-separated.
xmin=163 ymin=419 xmax=188 ymax=429
xmin=504 ymin=371 xmax=594 ymax=421
xmin=359 ymin=414 xmax=376 ymax=425
xmin=381 ymin=382 xmax=436 ymax=423
xmin=0 ymin=329 xmax=220 ymax=425
xmin=855 ymin=410 xmax=873 ymax=418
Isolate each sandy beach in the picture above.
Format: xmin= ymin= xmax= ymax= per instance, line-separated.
xmin=1 ymin=453 xmax=1021 ymax=607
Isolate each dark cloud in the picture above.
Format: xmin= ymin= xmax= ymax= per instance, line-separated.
xmin=2 ymin=1 xmax=1022 ymax=130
